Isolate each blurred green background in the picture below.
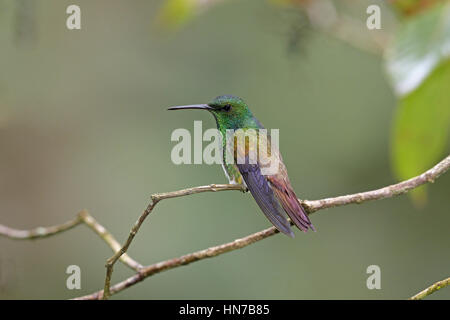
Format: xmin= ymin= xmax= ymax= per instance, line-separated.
xmin=0 ymin=0 xmax=449 ymax=299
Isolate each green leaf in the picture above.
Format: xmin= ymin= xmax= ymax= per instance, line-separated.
xmin=391 ymin=60 xmax=450 ymax=204
xmin=385 ymin=2 xmax=450 ymax=96
xmin=386 ymin=3 xmax=450 ymax=204
xmin=156 ymin=0 xmax=196 ymax=29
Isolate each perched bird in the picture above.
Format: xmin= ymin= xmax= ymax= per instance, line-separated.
xmin=168 ymin=95 xmax=314 ymax=237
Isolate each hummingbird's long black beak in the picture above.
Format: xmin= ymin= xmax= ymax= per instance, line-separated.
xmin=168 ymin=104 xmax=212 ymax=111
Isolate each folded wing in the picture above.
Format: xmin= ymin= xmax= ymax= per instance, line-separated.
xmin=234 ymin=129 xmax=315 ymax=235
xmin=238 ymin=163 xmax=295 ymax=237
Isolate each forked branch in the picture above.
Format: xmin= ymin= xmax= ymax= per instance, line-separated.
xmin=1 ymin=155 xmax=449 ymax=300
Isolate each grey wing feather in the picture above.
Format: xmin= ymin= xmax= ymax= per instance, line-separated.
xmin=238 ymin=163 xmax=294 ymax=237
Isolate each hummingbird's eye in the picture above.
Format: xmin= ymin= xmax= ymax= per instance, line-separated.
xmin=223 ymin=104 xmax=232 ymax=112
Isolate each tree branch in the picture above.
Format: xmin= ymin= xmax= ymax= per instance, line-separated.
xmin=101 ymin=183 xmax=246 ymax=299
xmin=89 ymin=155 xmax=449 ymax=300
xmin=76 ymin=225 xmax=280 ymax=300
xmin=1 ymin=155 xmax=449 ymax=300
xmin=410 ymin=277 xmax=450 ymax=300
xmin=0 ymin=216 xmax=82 ymax=240
xmin=302 ymin=154 xmax=450 ymax=212
xmin=0 ymin=209 xmax=143 ymax=272
xmin=78 ymin=210 xmax=143 ymax=272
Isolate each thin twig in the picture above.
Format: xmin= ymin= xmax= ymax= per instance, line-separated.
xmin=409 ymin=277 xmax=450 ymax=300
xmin=78 ymin=210 xmax=143 ymax=271
xmin=0 ymin=217 xmax=82 ymax=239
xmin=0 ymin=210 xmax=143 ymax=271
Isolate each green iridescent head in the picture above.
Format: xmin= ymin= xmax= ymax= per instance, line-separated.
xmin=168 ymin=95 xmax=256 ymax=131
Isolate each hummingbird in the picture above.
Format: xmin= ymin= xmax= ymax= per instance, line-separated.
xmin=168 ymin=95 xmax=315 ymax=237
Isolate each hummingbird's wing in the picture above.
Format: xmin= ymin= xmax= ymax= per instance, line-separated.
xmin=233 ymin=130 xmax=293 ymax=236
xmin=234 ymin=129 xmax=314 ymax=235
xmin=264 ymin=143 xmax=315 ymax=232
xmin=238 ymin=163 xmax=294 ymax=237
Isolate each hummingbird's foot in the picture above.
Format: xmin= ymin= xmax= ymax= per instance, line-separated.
xmin=242 ymin=187 xmax=249 ymax=193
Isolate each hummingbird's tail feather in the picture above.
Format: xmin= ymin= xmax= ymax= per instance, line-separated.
xmin=281 ymin=194 xmax=315 ymax=232
xmin=238 ymin=164 xmax=295 ymax=237
xmin=268 ymin=177 xmax=315 ymax=233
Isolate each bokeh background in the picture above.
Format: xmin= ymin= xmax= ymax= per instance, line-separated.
xmin=0 ymin=0 xmax=449 ymax=299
